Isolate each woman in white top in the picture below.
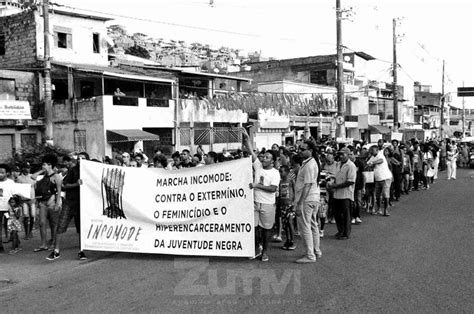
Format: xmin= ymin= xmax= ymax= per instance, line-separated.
xmin=446 ymin=142 xmax=458 ymax=180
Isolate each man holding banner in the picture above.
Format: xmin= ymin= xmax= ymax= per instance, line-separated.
xmin=243 ymin=129 xmax=280 ymax=262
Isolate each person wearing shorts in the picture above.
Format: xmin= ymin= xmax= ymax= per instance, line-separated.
xmin=367 ymin=145 xmax=393 ymax=216
xmin=15 ymin=163 xmax=36 ymax=240
xmin=48 ymin=153 xmax=88 ymax=261
xmin=243 ymin=129 xmax=280 ymax=262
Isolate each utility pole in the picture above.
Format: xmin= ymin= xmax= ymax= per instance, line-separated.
xmin=462 ymin=81 xmax=465 ymax=138
xmin=43 ymin=0 xmax=53 ymax=144
xmin=336 ymin=0 xmax=345 ymax=139
xmin=440 ymin=60 xmax=445 ymax=139
xmin=392 ymin=18 xmax=398 ymax=131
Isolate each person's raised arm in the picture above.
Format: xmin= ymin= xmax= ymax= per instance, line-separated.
xmin=241 ymin=127 xmax=256 ymax=162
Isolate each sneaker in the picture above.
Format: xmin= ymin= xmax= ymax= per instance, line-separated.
xmin=9 ymin=248 xmax=22 ymax=254
xmin=287 ymin=243 xmax=296 ymax=250
xmin=272 ymin=235 xmax=283 ymax=242
xmin=295 ymin=257 xmax=316 ymax=264
xmin=351 ymin=219 xmax=356 ymax=224
xmin=78 ymin=251 xmax=87 ymax=260
xmin=319 ymin=230 xmax=324 ymax=238
xmin=249 ymin=245 xmax=263 ymax=260
xmin=355 ymin=217 xmax=362 ymax=224
xmin=329 ymin=218 xmax=336 ymax=224
xmin=315 ymin=252 xmax=322 ymax=259
xmin=46 ymin=250 xmax=60 ymax=261
xmin=261 ymin=253 xmax=269 ymax=262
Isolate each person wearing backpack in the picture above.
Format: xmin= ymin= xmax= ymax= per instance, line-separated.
xmin=33 ymin=154 xmax=62 ymax=254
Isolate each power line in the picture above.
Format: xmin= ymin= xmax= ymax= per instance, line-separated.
xmin=51 ymin=2 xmax=295 ymax=41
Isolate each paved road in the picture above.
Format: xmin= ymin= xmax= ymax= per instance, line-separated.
xmin=1 ymin=169 xmax=473 ymax=313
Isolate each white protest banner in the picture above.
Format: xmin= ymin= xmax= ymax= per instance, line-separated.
xmin=80 ymin=158 xmax=255 ymax=257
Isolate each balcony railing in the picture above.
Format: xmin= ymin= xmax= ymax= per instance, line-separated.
xmin=146 ymin=98 xmax=170 ymax=107
xmin=113 ymin=95 xmax=138 ymax=106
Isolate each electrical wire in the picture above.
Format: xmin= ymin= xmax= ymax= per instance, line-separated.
xmin=50 ymin=2 xmax=294 ymax=41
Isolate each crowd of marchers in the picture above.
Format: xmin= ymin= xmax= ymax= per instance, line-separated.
xmin=0 ymin=130 xmax=466 ymax=264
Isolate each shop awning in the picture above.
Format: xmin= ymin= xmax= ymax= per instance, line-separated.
xmin=369 ymin=125 xmax=391 ymax=134
xmin=106 ymin=129 xmax=160 ymax=143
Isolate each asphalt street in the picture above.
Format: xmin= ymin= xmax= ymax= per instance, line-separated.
xmin=1 ymin=168 xmax=473 ymax=313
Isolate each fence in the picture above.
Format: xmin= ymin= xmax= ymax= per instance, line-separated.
xmin=180 ymin=127 xmax=242 ymax=146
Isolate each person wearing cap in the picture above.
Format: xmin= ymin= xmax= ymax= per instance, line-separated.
xmin=367 ymin=145 xmax=393 ymax=216
xmin=327 ymin=147 xmax=357 ymax=240
xmin=15 ymin=163 xmax=36 ymax=240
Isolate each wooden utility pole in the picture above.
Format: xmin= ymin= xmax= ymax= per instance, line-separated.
xmin=462 ymin=81 xmax=465 ymax=138
xmin=336 ymin=0 xmax=345 ymax=138
xmin=43 ymin=0 xmax=53 ymax=144
xmin=392 ymin=18 xmax=398 ymax=131
xmin=440 ymin=60 xmax=445 ymax=139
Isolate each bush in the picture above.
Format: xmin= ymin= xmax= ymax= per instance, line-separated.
xmin=14 ymin=143 xmax=71 ymax=172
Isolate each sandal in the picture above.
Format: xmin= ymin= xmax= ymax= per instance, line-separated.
xmin=33 ymin=246 xmax=48 ymax=252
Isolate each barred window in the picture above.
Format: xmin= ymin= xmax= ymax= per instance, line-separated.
xmin=74 ymin=129 xmax=87 ymax=152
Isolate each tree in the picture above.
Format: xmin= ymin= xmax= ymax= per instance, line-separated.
xmin=107 ymin=25 xmax=128 ymax=37
xmin=125 ymin=45 xmax=151 ymax=59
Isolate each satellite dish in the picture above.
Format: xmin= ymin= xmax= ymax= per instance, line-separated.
xmin=344 ymin=55 xmax=351 ymax=62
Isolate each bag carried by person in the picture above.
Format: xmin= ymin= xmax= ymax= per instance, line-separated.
xmin=35 ymin=173 xmax=57 ymax=201
xmin=318 ymin=201 xmax=328 ymax=219
xmin=426 ymin=167 xmax=436 ymax=178
xmin=362 ymin=171 xmax=374 ymax=183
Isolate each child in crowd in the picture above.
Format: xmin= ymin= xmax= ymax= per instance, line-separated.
xmin=7 ymin=196 xmax=23 ymax=254
xmin=277 ymin=165 xmax=296 ymax=250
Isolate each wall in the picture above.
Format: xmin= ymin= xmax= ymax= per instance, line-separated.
xmin=35 ymin=11 xmax=109 ymax=66
xmin=179 ymin=99 xmax=247 ymax=124
xmin=52 ymin=98 xmax=105 ymax=158
xmin=0 ymin=69 xmax=40 ymax=119
xmin=254 ymin=133 xmax=283 ymax=151
xmin=0 ymin=10 xmax=37 ymax=67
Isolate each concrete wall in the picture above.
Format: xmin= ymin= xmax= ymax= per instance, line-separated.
xmin=0 ymin=10 xmax=37 ymax=67
xmin=179 ymin=99 xmax=247 ymax=124
xmin=35 ymin=12 xmax=109 ymax=66
xmin=52 ymin=98 xmax=105 ymax=159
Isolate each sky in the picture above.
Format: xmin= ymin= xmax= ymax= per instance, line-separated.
xmin=56 ymin=0 xmax=474 ymax=107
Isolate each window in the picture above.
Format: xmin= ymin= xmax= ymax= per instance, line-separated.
xmin=21 ymin=134 xmax=37 ymax=150
xmin=0 ymin=79 xmax=15 ymax=100
xmin=53 ymin=26 xmax=72 ymax=49
xmin=93 ymin=33 xmax=100 ymax=53
xmin=0 ymin=33 xmax=5 ymax=56
xmin=74 ymin=130 xmax=87 ymax=152
xmin=310 ymin=71 xmax=328 ymax=85
xmin=80 ymin=81 xmax=95 ymax=98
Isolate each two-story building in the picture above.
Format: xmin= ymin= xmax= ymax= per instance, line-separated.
xmin=0 ymin=3 xmax=251 ymax=160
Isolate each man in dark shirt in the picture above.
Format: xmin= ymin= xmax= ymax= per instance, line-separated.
xmin=47 ymin=153 xmax=87 ymax=261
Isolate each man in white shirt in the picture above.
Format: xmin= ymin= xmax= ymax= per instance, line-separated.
xmin=294 ymin=140 xmax=323 ymax=263
xmin=243 ymin=129 xmax=280 ymax=262
xmin=367 ymin=145 xmax=393 ymax=216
